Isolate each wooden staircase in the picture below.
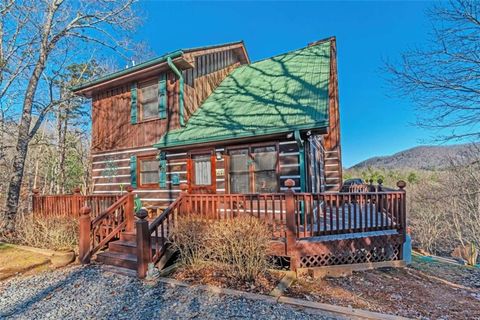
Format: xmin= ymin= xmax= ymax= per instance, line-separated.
xmin=324 ymin=147 xmax=342 ymax=192
xmin=78 ymin=187 xmax=176 ymax=278
xmin=96 ymin=232 xmax=139 ymax=271
xmin=96 ymin=231 xmax=170 ymax=275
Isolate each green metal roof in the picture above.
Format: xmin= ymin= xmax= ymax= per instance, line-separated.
xmin=154 ymin=41 xmax=331 ymax=149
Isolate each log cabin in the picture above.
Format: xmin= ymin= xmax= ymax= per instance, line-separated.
xmin=33 ymin=37 xmax=408 ymax=277
xmin=73 ymin=39 xmax=342 ymax=203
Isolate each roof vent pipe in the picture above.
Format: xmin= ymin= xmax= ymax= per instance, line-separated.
xmin=167 ymin=56 xmax=185 ymax=127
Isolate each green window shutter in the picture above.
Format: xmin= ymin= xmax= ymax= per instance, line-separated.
xmin=159 ymin=152 xmax=167 ymax=188
xmin=130 ymin=83 xmax=137 ymax=124
xmin=130 ymin=155 xmax=137 ymax=188
xmin=158 ymin=74 xmax=167 ymax=119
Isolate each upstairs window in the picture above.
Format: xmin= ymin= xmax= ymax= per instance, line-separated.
xmin=138 ymin=80 xmax=159 ymax=121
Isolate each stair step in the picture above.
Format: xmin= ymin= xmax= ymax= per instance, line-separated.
xmin=96 ymin=251 xmax=137 ymax=270
xmin=120 ymin=231 xmax=136 ymax=242
xmin=109 ymin=239 xmax=166 ymax=255
xmin=102 ymin=265 xmax=137 ymax=277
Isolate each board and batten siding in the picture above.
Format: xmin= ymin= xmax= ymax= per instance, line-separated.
xmin=183 ymin=49 xmax=242 ymax=122
xmin=91 ymin=48 xmax=244 ymax=153
xmin=91 ymin=74 xmax=180 ymax=153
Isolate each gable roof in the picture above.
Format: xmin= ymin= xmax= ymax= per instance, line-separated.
xmin=154 ymin=39 xmax=332 ymax=149
xmin=72 ymin=41 xmax=249 ymax=97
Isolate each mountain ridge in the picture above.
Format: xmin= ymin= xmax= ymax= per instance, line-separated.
xmin=349 ymin=144 xmax=477 ymax=170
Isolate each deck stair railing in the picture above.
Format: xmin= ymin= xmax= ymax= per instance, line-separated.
xmin=78 ymin=187 xmax=135 ymax=264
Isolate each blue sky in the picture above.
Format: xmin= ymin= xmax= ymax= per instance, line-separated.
xmin=135 ymin=1 xmax=436 ymax=167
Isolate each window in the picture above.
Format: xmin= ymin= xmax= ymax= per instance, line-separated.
xmin=228 ymin=145 xmax=279 ymax=193
xmin=252 ymin=146 xmax=278 ymax=193
xmin=138 ymin=156 xmax=158 ymax=188
xmin=193 ymin=154 xmax=212 ymax=186
xmin=138 ymin=80 xmax=158 ymax=121
xmin=229 ymin=149 xmax=250 ymax=193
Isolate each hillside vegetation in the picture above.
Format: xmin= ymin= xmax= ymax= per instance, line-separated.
xmin=345 ymin=145 xmax=479 ymax=262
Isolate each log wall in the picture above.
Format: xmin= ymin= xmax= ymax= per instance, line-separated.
xmin=91 ymin=137 xmax=313 ymax=208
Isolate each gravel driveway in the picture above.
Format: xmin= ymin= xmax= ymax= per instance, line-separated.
xmin=0 ymin=265 xmax=342 ymax=319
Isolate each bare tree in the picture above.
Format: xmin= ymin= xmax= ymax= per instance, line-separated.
xmin=386 ymin=0 xmax=480 ymax=142
xmin=1 ymin=0 xmax=139 ymax=233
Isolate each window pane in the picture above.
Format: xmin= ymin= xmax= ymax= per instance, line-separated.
xmin=252 ymin=146 xmax=277 ymax=171
xmin=252 ymin=146 xmax=278 ymax=193
xmin=139 ymin=82 xmax=159 ymax=120
xmin=141 ymin=171 xmax=158 ymax=184
xmin=254 ymin=171 xmax=277 ymax=193
xmin=231 ymin=173 xmax=249 ymax=193
xmin=142 ymin=101 xmax=158 ymax=119
xmin=230 ymin=149 xmax=249 ymax=173
xmin=139 ymin=158 xmax=158 ymax=186
xmin=141 ymin=159 xmax=158 ymax=171
xmin=193 ymin=155 xmax=211 ymax=185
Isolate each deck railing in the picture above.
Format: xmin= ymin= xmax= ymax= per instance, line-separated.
xmin=293 ymin=191 xmax=406 ymax=238
xmin=32 ymin=188 xmax=119 ymax=219
xmin=133 ymin=180 xmax=407 ymax=277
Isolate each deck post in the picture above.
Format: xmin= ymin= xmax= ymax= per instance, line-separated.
xmin=125 ymin=186 xmax=135 ymax=232
xmin=78 ymin=206 xmax=92 ymax=264
xmin=136 ymin=208 xmax=151 ymax=279
xmin=285 ymin=179 xmax=298 ymax=271
xmin=396 ymin=180 xmax=407 ymax=260
xmin=32 ymin=188 xmax=40 ymax=216
xmin=73 ymin=187 xmax=81 ymax=218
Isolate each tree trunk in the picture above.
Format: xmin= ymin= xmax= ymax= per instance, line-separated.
xmin=4 ymin=61 xmax=46 ymax=233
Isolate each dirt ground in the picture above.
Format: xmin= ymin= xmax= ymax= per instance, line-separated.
xmin=0 ymin=243 xmax=52 ymax=280
xmin=285 ymin=256 xmax=480 ymax=319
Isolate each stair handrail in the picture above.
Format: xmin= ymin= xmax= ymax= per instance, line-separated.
xmin=79 ymin=187 xmax=135 ymax=264
xmin=148 ymin=194 xmax=184 ymax=233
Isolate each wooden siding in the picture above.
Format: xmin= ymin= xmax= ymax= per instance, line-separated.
xmin=183 ymin=49 xmax=242 ymax=121
xmin=91 ymin=74 xmax=180 ymax=152
xmin=91 ymin=49 xmax=243 ymax=153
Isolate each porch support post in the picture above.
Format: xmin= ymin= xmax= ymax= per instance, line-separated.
xmin=136 ymin=208 xmax=151 ymax=279
xmin=285 ymin=179 xmax=298 ymax=271
xmin=78 ymin=206 xmax=92 ymax=264
xmin=125 ymin=186 xmax=135 ymax=232
xmin=397 ymin=180 xmax=408 ymax=261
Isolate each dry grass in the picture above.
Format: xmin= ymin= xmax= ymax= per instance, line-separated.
xmin=10 ymin=215 xmax=78 ymax=251
xmin=207 ymin=216 xmax=271 ymax=282
xmin=168 ymin=215 xmax=271 ymax=282
xmin=0 ymin=243 xmax=51 ymax=280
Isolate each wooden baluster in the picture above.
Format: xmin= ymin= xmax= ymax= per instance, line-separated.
xmin=284 ymin=179 xmax=297 ymax=271
xmin=79 ymin=206 xmax=92 ymax=264
xmin=125 ymin=186 xmax=134 ymax=232
xmin=135 ymin=208 xmax=151 ymax=279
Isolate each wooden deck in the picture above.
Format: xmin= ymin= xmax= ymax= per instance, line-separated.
xmin=34 ymin=181 xmax=407 ymax=278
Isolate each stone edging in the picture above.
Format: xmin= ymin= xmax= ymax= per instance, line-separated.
xmin=154 ymin=277 xmax=411 ymax=320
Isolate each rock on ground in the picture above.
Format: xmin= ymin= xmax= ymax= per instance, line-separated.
xmin=0 ymin=265 xmax=341 ymax=320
